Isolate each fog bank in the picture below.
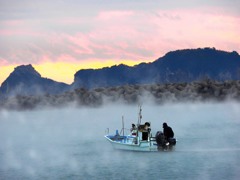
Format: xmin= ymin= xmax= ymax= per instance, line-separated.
xmin=1 ymin=79 xmax=240 ymax=110
xmin=0 ymin=102 xmax=240 ymax=179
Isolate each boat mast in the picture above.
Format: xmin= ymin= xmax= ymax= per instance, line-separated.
xmin=122 ymin=116 xmax=124 ymax=136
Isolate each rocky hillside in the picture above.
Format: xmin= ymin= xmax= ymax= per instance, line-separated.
xmin=1 ymin=79 xmax=240 ymax=110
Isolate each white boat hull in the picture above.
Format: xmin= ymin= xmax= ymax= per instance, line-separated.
xmin=104 ymin=135 xmax=158 ymax=152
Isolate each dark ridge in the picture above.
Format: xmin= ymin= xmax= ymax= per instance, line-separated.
xmin=72 ymin=47 xmax=240 ymax=89
xmin=0 ymin=64 xmax=70 ymax=97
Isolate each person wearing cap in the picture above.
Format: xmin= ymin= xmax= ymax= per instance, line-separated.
xmin=162 ymin=122 xmax=174 ymax=141
xmin=130 ymin=124 xmax=137 ymax=136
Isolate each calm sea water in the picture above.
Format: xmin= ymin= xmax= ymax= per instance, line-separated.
xmin=0 ymin=102 xmax=240 ymax=180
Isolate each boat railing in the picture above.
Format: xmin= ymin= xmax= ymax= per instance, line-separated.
xmin=105 ymin=128 xmax=109 ymax=135
xmin=120 ymin=128 xmax=130 ymax=136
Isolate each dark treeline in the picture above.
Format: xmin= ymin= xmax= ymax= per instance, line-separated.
xmin=1 ymin=79 xmax=240 ymax=110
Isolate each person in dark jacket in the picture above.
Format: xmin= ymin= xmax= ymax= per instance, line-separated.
xmin=162 ymin=122 xmax=174 ymax=140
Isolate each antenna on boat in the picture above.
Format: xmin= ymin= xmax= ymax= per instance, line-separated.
xmin=122 ymin=116 xmax=124 ymax=136
xmin=138 ymin=104 xmax=142 ymax=125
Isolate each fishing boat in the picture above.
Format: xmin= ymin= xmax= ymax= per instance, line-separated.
xmin=104 ymin=106 xmax=177 ymax=152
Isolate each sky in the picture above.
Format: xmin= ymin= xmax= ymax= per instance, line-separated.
xmin=0 ymin=0 xmax=240 ymax=85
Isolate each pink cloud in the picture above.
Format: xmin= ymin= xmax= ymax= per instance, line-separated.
xmin=0 ymin=19 xmax=43 ymax=36
xmin=65 ymin=33 xmax=94 ymax=55
xmin=133 ymin=9 xmax=240 ymax=57
xmin=0 ymin=58 xmax=10 ymax=66
xmin=0 ymin=8 xmax=239 ymax=67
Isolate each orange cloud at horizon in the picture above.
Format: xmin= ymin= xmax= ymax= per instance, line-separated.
xmin=0 ymin=60 xmax=147 ymax=86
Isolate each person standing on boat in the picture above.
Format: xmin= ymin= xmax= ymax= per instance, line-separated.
xmin=162 ymin=122 xmax=174 ymax=141
xmin=144 ymin=122 xmax=151 ymax=131
xmin=142 ymin=122 xmax=151 ymax=140
xmin=130 ymin=124 xmax=137 ymax=136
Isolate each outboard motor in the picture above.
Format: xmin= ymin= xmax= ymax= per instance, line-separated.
xmin=155 ymin=131 xmax=166 ymax=148
xmin=168 ymin=137 xmax=176 ymax=145
xmin=155 ymin=131 xmax=177 ymax=150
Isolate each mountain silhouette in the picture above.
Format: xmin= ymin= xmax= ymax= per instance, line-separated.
xmin=1 ymin=47 xmax=240 ymax=97
xmin=0 ymin=64 xmax=69 ymax=97
xmin=73 ymin=47 xmax=240 ymax=89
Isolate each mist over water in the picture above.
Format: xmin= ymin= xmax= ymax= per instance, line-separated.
xmin=0 ymin=102 xmax=240 ymax=180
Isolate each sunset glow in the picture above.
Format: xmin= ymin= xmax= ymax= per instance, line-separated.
xmin=0 ymin=60 xmax=145 ymax=85
xmin=34 ymin=60 xmax=143 ymax=85
xmin=0 ymin=1 xmax=240 ymax=85
xmin=0 ymin=65 xmax=16 ymax=85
